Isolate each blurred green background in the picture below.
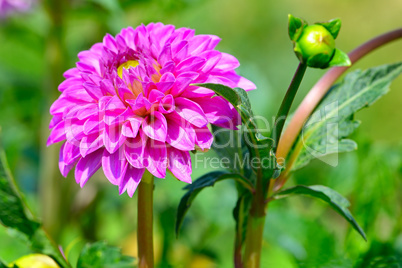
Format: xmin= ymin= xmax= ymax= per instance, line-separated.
xmin=0 ymin=0 xmax=401 ymax=267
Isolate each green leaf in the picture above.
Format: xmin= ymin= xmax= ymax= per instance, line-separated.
xmin=211 ymin=125 xmax=252 ymax=179
xmin=76 ymin=241 xmax=135 ymax=268
xmin=0 ymin=148 xmax=40 ymax=237
xmin=0 ymin=259 xmax=9 ymax=268
xmin=290 ymin=62 xmax=402 ymax=171
xmin=288 ymin=14 xmax=307 ymax=42
xmin=175 ymin=171 xmax=253 ymax=236
xmin=195 ymin=83 xmax=276 ymax=182
xmin=0 ymin=135 xmax=70 ymax=268
xmin=317 ymin=18 xmax=342 ymax=39
xmin=328 ymin=48 xmax=351 ymax=67
xmin=273 ymin=185 xmax=366 ymax=240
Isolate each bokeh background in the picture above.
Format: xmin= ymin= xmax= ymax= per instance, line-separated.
xmin=0 ymin=0 xmax=401 ymax=267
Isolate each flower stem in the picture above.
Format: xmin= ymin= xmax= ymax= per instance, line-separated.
xmin=271 ymin=63 xmax=307 ymax=152
xmin=243 ymin=190 xmax=266 ymax=268
xmin=137 ymin=170 xmax=154 ymax=268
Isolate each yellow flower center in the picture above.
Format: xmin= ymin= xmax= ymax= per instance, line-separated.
xmin=117 ymin=60 xmax=139 ymax=78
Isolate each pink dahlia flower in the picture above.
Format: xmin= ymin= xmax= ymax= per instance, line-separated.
xmin=48 ymin=23 xmax=255 ymax=197
xmin=0 ymin=0 xmax=33 ymax=18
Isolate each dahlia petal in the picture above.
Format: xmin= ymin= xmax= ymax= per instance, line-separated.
xmin=58 ymin=78 xmax=82 ymax=92
xmin=59 ymin=142 xmax=80 ymax=177
xmin=65 ymin=118 xmax=86 ymax=145
xmin=83 ymin=115 xmax=103 ymax=135
xmin=157 ymin=72 xmax=176 ymax=93
xmin=172 ymin=40 xmax=188 ymax=63
xmin=103 ymin=33 xmax=118 ymax=53
xmin=104 ymin=96 xmax=127 ymax=125
xmin=159 ymin=61 xmax=175 ymax=75
xmin=76 ymin=62 xmax=98 ymax=74
xmin=212 ymin=104 xmax=241 ymax=130
xmin=178 ymin=85 xmax=215 ymax=99
xmin=174 ymin=97 xmax=208 ymax=127
xmin=75 ymin=149 xmax=103 ymax=187
xmin=194 ymin=126 xmax=214 ymax=150
xmin=50 ymin=98 xmax=75 ymax=115
xmin=216 ymin=52 xmax=240 ymax=70
xmin=121 ymin=117 xmax=142 ymax=138
xmin=166 ymin=112 xmax=196 ymax=151
xmin=235 ymin=76 xmax=257 ymax=91
xmin=47 ymin=121 xmax=66 ymax=146
xmin=176 ymin=56 xmax=206 ymax=73
xmin=77 ymin=51 xmax=101 ymax=75
xmin=49 ymin=115 xmax=62 ymax=129
xmin=80 ymin=133 xmax=103 ymax=157
xmin=159 ymin=94 xmax=175 ymax=114
xmin=104 ymin=123 xmax=126 ymax=154
xmin=169 ymin=72 xmax=199 ymax=96
xmin=124 ymin=135 xmax=145 ymax=168
xmin=115 ymin=35 xmax=127 ymax=51
xmin=200 ymin=50 xmax=222 ymax=73
xmin=144 ymin=139 xmax=167 ymax=178
xmin=100 ymin=80 xmax=116 ymax=95
xmin=148 ymin=90 xmax=165 ymax=103
xmin=167 ymin=147 xmax=192 ymax=183
xmin=119 ymin=166 xmax=144 ymax=197
xmin=158 ymin=43 xmax=172 ymax=66
xmin=126 ymin=93 xmax=152 ymax=114
xmin=76 ymin=104 xmax=99 ymax=120
xmin=83 ymin=82 xmax=103 ymax=100
xmin=63 ymin=68 xmax=80 ymax=79
xmin=102 ymin=150 xmax=128 ymax=185
xmin=194 ymin=96 xmax=233 ymax=125
xmin=188 ymin=35 xmax=220 ymax=55
xmin=142 ymin=111 xmax=168 ymax=142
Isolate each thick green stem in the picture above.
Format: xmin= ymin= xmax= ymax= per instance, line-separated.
xmin=243 ymin=190 xmax=266 ymax=268
xmin=272 ymin=63 xmax=307 ymax=152
xmin=137 ymin=170 xmax=154 ymax=268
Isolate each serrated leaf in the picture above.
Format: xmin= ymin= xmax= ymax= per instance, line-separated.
xmin=288 ymin=14 xmax=307 ymax=42
xmin=317 ymin=18 xmax=341 ymax=39
xmin=273 ymin=185 xmax=366 ymax=240
xmin=0 ymin=135 xmax=70 ymax=268
xmin=328 ymin=48 xmax=351 ymax=67
xmin=195 ymin=83 xmax=276 ymax=182
xmin=176 ymin=171 xmax=253 ymax=236
xmin=290 ymin=62 xmax=402 ymax=171
xmin=76 ymin=241 xmax=135 ymax=268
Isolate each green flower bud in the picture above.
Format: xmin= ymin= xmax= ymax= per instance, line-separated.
xmin=295 ymin=25 xmax=335 ymax=68
xmin=288 ymin=15 xmax=351 ymax=69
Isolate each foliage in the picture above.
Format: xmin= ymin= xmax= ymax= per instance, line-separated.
xmin=76 ymin=242 xmax=135 ymax=268
xmin=273 ymin=185 xmax=366 ymax=240
xmin=289 ymin=62 xmax=402 ymax=171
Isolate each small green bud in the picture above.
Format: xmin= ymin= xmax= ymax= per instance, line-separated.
xmin=296 ymin=24 xmax=335 ymax=68
xmin=288 ymin=15 xmax=351 ymax=69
